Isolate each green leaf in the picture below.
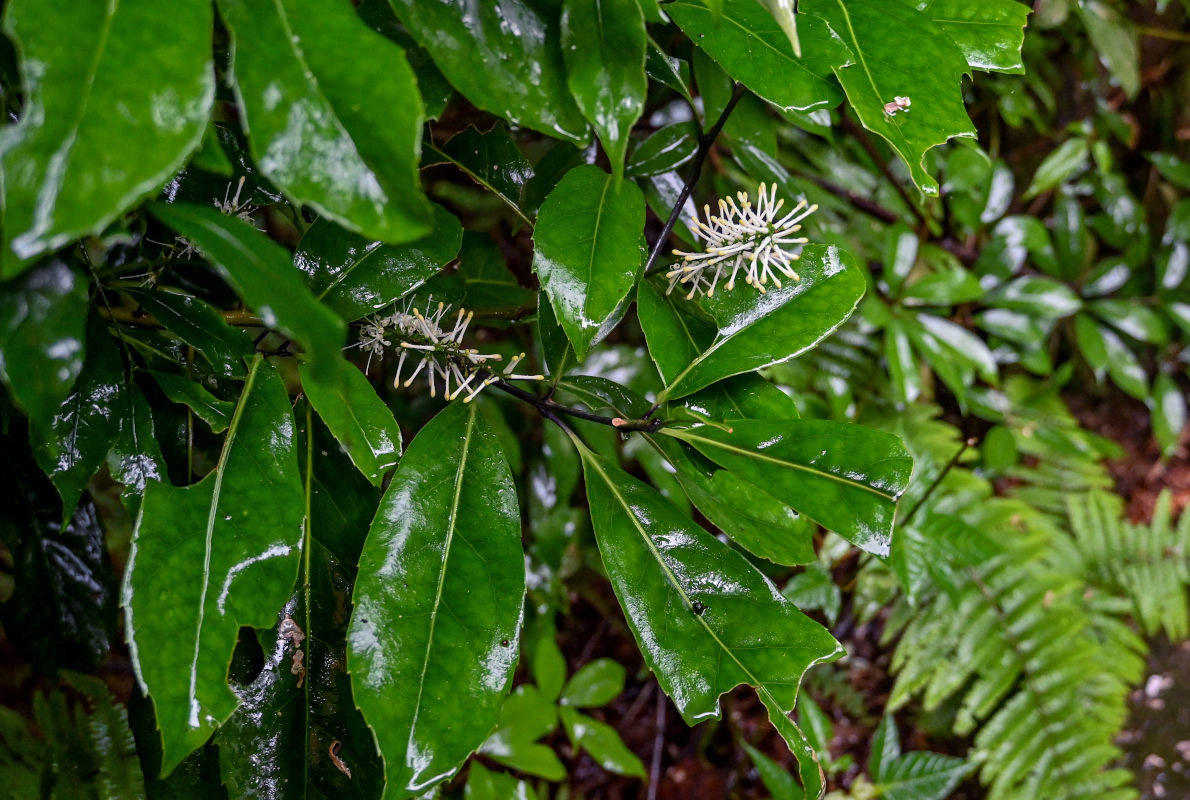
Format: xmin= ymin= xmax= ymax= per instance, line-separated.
xmin=641 ymin=245 xmax=866 ymax=400
xmin=348 ymin=401 xmax=525 ymax=796
xmin=218 ymin=405 xmax=385 ymax=798
xmin=917 ymin=0 xmax=1030 ymax=73
xmin=575 ymin=440 xmax=842 ymax=794
xmin=796 ymin=693 xmax=832 ymax=757
xmin=0 ymin=0 xmax=214 ymax=275
xmin=1150 ymin=374 xmax=1187 ymax=458
xmin=663 ymin=419 xmax=913 ymax=555
xmin=106 ymin=386 xmax=167 ymax=517
xmin=782 ymin=564 xmax=841 ymax=625
xmin=757 ymin=0 xmax=803 ymax=56
xmin=149 ymin=203 xmax=346 ymax=387
xmin=34 ymin=315 xmax=125 ymax=520
xmin=534 ymin=165 xmax=646 ymax=359
xmin=216 ymin=0 xmax=431 ymax=242
xmin=300 ymin=359 xmax=402 ymax=487
xmin=560 ymin=658 xmax=626 ymax=708
xmin=1023 ymin=137 xmax=1089 ymax=199
xmin=123 ymin=357 xmax=305 ymax=773
xmin=744 ymin=742 xmax=804 ymax=800
xmin=1076 ymin=0 xmax=1140 ymax=99
xmin=886 ymin=318 xmax=923 ymax=405
xmin=559 ymin=706 xmax=647 ymax=778
xmin=677 ymin=372 xmax=801 ymax=422
xmin=561 ymin=0 xmax=647 ymax=179
xmin=426 ymin=127 xmax=535 ymax=226
xmin=666 ymin=0 xmax=846 ymax=112
xmin=876 ymin=750 xmax=974 ymax=800
xmin=986 ymin=275 xmax=1082 ymax=318
xmin=149 ymin=371 xmax=234 ymax=434
xmin=387 ymin=0 xmax=588 ymax=144
xmin=0 ymin=259 xmax=89 ymax=430
xmin=123 ymin=288 xmax=255 ymax=379
xmin=626 ymin=123 xmax=699 ymax=179
xmin=802 ymin=0 xmax=977 ymax=195
xmin=1076 ymin=316 xmax=1148 ymax=400
xmin=465 ymin=762 xmax=535 ymax=800
xmin=296 ymin=203 xmax=462 ymax=323
xmin=478 ymin=685 xmax=566 ymax=781
xmin=1090 ymin=298 xmax=1170 ymax=345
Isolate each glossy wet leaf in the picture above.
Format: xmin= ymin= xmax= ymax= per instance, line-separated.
xmin=465 ymin=762 xmax=534 ymax=800
xmin=665 ymin=0 xmax=846 ymax=112
xmin=625 ymin=123 xmax=699 ymax=178
xmin=559 ymin=706 xmax=646 ymax=778
xmin=1076 ymin=0 xmax=1140 ymax=99
xmin=1150 ymin=374 xmax=1187 ymax=458
xmin=216 ymin=0 xmax=431 ymax=242
xmin=295 ymin=204 xmax=462 ymax=323
xmin=802 ymin=0 xmax=976 ymax=195
xmin=217 ymin=406 xmax=384 ymax=798
xmin=123 ymin=288 xmax=255 ymax=379
xmin=149 ymin=371 xmax=234 ymax=434
xmin=1023 ymin=137 xmax=1089 ymax=199
xmin=123 ymin=357 xmax=305 ymax=773
xmin=149 ymin=203 xmax=346 ymax=387
xmin=560 ymin=658 xmax=626 ymax=708
xmin=534 ymin=165 xmax=646 ymax=359
xmin=427 ymin=127 xmax=535 ymax=226
xmin=745 ymin=741 xmax=804 ymax=800
xmin=33 ymin=316 xmax=125 ymax=521
xmin=561 ymin=0 xmax=647 ymax=179
xmin=106 ymin=385 xmax=166 ymax=517
xmin=478 ymin=685 xmax=566 ymax=781
xmin=677 ymin=372 xmax=801 ymax=422
xmin=640 ymin=245 xmax=866 ymax=400
xmin=387 ymin=0 xmax=587 ymax=144
xmin=0 ymin=0 xmax=214 ymax=275
xmin=348 ymin=402 xmax=525 ymax=796
xmin=1075 ymin=316 xmax=1147 ymax=400
xmin=300 ymin=359 xmax=402 ymax=487
xmin=663 ymin=419 xmax=913 ymax=555
xmin=917 ymin=0 xmax=1029 ymax=73
xmin=576 ymin=442 xmax=842 ymax=793
xmin=0 ymin=259 xmax=89 ymax=430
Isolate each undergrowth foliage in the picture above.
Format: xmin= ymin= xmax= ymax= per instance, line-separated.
xmin=0 ymin=0 xmax=1187 ymax=799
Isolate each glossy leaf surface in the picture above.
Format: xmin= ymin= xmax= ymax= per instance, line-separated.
xmin=560 ymin=0 xmax=647 ymax=179
xmin=426 ymin=127 xmax=535 ymax=226
xmin=149 ymin=371 xmax=234 ymax=434
xmin=123 ymin=357 xmax=304 ymax=773
xmin=349 ymin=402 xmax=525 ymax=796
xmin=559 ymin=706 xmax=646 ymax=778
xmin=300 ymin=359 xmax=402 ymax=487
xmin=296 ymin=204 xmax=462 ymax=322
xmin=217 ymin=0 xmax=431 ymax=242
xmin=0 ymin=0 xmax=213 ymax=274
xmin=559 ymin=658 xmax=626 ymax=708
xmin=665 ymin=0 xmax=845 ymax=112
xmin=577 ymin=443 xmax=842 ymax=791
xmin=149 ymin=203 xmax=346 ymax=386
xmin=802 ymin=0 xmax=976 ymax=195
xmin=387 ymin=0 xmax=587 ymax=144
xmin=664 ymin=420 xmax=913 ymax=555
xmin=478 ymin=685 xmax=566 ymax=781
xmin=917 ymin=0 xmax=1029 ymax=73
xmin=0 ymin=259 xmax=89 ymax=430
xmin=534 ymin=166 xmax=646 ymax=359
xmin=640 ymin=245 xmax=865 ymax=400
xmin=124 ymin=288 xmax=255 ymax=379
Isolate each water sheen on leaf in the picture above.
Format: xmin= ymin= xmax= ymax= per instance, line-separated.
xmin=123 ymin=357 xmax=305 ymax=774
xmin=916 ymin=0 xmax=1030 ymax=74
xmin=575 ymin=440 xmax=842 ymax=793
xmin=387 ymin=0 xmax=588 ymax=144
xmin=216 ymin=0 xmax=432 ymax=242
xmin=0 ymin=0 xmax=214 ymax=275
xmin=534 ymin=165 xmax=646 ymax=359
xmin=801 ymin=0 xmax=977 ymax=195
xmin=640 ymin=244 xmax=865 ymax=400
xmin=348 ymin=402 xmax=525 ymax=797
xmin=664 ymin=420 xmax=914 ymax=556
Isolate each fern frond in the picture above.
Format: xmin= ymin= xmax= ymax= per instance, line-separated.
xmin=1068 ymin=489 xmax=1190 ymax=639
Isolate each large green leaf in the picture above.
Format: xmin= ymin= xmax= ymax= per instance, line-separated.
xmin=663 ymin=419 xmax=913 ymax=555
xmin=34 ymin=315 xmax=125 ymax=521
xmin=217 ymin=407 xmax=385 ymax=798
xmin=801 ymin=0 xmax=976 ymax=195
xmin=299 ymin=359 xmax=402 ymax=487
xmin=0 ymin=259 xmax=89 ymax=432
xmin=560 ymin=0 xmax=647 ymax=179
xmin=639 ymin=245 xmax=865 ymax=400
xmin=295 ymin=204 xmax=462 ymax=322
xmin=665 ymin=0 xmax=846 ymax=112
xmin=123 ymin=357 xmax=305 ymax=773
xmin=916 ymin=0 xmax=1029 ymax=74
xmin=216 ymin=0 xmax=432 ymax=242
xmin=387 ymin=0 xmax=588 ymax=144
xmin=0 ymin=0 xmax=213 ymax=275
xmin=149 ymin=203 xmax=345 ymax=387
xmin=348 ymin=402 xmax=525 ymax=796
xmin=123 ymin=288 xmax=255 ymax=379
xmin=575 ymin=440 xmax=842 ymax=795
xmin=533 ymin=165 xmax=646 ymax=359
xmin=425 ymin=127 xmax=535 ymax=226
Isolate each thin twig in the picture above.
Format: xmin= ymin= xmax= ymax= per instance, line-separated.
xmin=647 ymin=688 xmax=667 ymax=800
xmin=490 ymin=377 xmax=665 ymax=433
xmin=899 ymin=436 xmax=977 ymax=528
xmin=643 ymin=82 xmax=748 ymax=279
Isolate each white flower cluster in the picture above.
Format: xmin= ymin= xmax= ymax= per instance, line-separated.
xmin=667 ymin=183 xmax=816 ymax=299
xmin=357 ymin=298 xmax=543 ymax=403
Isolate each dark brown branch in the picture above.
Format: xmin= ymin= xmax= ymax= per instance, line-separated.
xmin=490 ymin=376 xmax=666 ymax=433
